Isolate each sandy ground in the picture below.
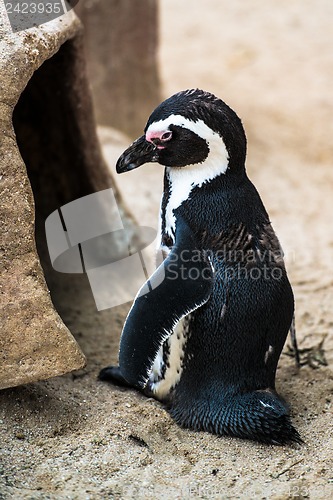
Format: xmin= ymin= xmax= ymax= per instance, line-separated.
xmin=1 ymin=1 xmax=333 ymax=498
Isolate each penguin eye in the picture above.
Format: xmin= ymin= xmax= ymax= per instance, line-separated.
xmin=161 ymin=131 xmax=173 ymax=142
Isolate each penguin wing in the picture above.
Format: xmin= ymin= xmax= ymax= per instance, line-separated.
xmin=119 ymin=216 xmax=214 ymax=388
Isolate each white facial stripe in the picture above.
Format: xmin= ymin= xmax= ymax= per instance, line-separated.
xmin=146 ymin=114 xmax=229 ymax=168
xmin=148 ymin=115 xmax=230 ymax=239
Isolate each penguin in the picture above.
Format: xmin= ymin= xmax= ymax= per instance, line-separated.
xmin=99 ymin=89 xmax=302 ymax=445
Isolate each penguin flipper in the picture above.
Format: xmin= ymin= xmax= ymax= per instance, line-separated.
xmin=118 ymin=216 xmax=214 ymax=389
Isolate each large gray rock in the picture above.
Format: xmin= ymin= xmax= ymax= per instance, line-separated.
xmin=0 ymin=5 xmax=135 ymax=389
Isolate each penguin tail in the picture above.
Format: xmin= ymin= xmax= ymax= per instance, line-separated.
xmin=226 ymin=390 xmax=303 ymax=445
xmin=170 ymin=390 xmax=303 ymax=445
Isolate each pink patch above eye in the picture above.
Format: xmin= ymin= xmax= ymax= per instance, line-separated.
xmin=146 ymin=130 xmax=172 ymax=145
xmin=146 ymin=130 xmax=163 ymax=143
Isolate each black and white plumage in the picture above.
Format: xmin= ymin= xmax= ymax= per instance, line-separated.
xmin=99 ymin=89 xmax=301 ymax=445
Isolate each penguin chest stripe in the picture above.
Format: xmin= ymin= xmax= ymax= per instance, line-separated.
xmin=149 ymin=317 xmax=190 ymax=399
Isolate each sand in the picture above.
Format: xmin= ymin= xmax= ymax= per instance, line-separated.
xmin=1 ymin=1 xmax=333 ymax=498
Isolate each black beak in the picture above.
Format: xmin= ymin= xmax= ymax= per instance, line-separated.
xmin=116 ymin=135 xmax=158 ymax=174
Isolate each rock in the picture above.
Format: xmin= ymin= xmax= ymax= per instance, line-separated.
xmin=0 ymin=5 xmax=136 ymax=389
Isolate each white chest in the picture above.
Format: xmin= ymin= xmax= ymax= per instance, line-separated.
xmin=164 ymin=169 xmax=195 ymax=238
xmin=163 ymin=148 xmax=229 ymax=238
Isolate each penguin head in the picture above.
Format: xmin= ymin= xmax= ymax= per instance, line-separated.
xmin=116 ymin=89 xmax=247 ymax=177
